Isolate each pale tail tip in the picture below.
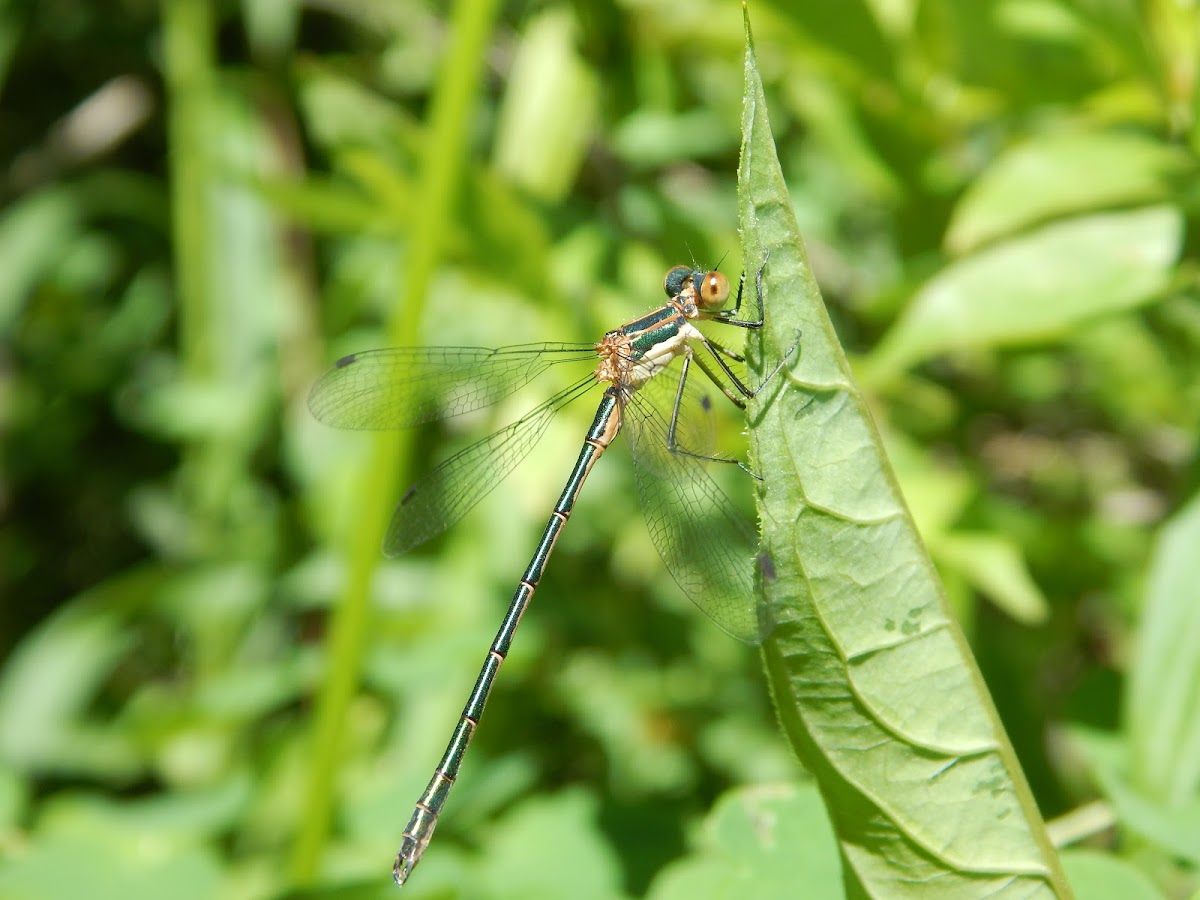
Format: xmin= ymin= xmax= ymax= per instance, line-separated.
xmin=392 ymin=854 xmax=415 ymax=886
xmin=392 ymin=838 xmax=422 ymax=887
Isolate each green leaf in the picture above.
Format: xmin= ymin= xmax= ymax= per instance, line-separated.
xmin=612 ymin=109 xmax=738 ymax=169
xmin=0 ymin=795 xmax=224 ymax=900
xmin=946 ymin=130 xmax=1191 ymax=253
xmin=647 ymin=782 xmax=843 ymax=900
xmin=1071 ymin=725 xmax=1200 ymax=865
xmin=770 ymin=0 xmax=895 ymax=84
xmin=738 ymin=7 xmax=1072 ymax=897
xmin=0 ymin=568 xmax=172 ymax=778
xmin=0 ymin=186 xmax=81 ymax=336
xmin=492 ymin=7 xmax=598 ymax=202
xmin=1126 ymin=491 xmax=1200 ymax=800
xmin=886 ymin=438 xmax=1047 ymax=625
xmin=474 ymin=789 xmax=625 ymax=900
xmin=865 ymin=205 xmax=1182 ymax=384
xmin=936 ymin=532 xmax=1050 ymax=626
xmin=1060 ymin=849 xmax=1165 ymax=900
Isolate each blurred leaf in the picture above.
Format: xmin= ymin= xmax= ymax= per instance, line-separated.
xmin=885 ymin=432 xmax=973 ymax=535
xmin=338 ymin=148 xmax=415 ymax=225
xmin=917 ymin=0 xmax=1093 ymax=102
xmin=1104 ymin=781 xmax=1200 ymax=867
xmin=475 ymin=789 xmax=626 ymax=900
xmin=0 ymin=568 xmax=170 ymax=776
xmin=295 ymin=66 xmax=420 ymax=160
xmin=0 ymin=794 xmax=224 ymax=900
xmin=0 ymin=186 xmax=80 ymax=335
xmin=947 ymin=130 xmax=1190 ymax=252
xmin=43 ymin=778 xmax=248 ymax=838
xmin=1072 ymin=725 xmax=1200 ymax=866
xmin=241 ymin=0 xmax=299 ymax=59
xmin=739 ymin=11 xmax=1071 ymax=896
xmin=866 ymin=206 xmax=1182 ymax=383
xmin=873 ymin=433 xmax=1049 ymax=623
xmin=785 ymin=76 xmax=902 ymax=202
xmin=647 ymin=783 xmax=842 ymax=900
xmin=772 ymin=0 xmax=895 ymax=83
xmin=493 ymin=7 xmax=598 ymax=202
xmin=459 ymin=165 xmax=552 ymax=296
xmin=613 ymin=109 xmax=738 ymax=168
xmin=0 ymin=764 xmax=28 ymax=828
xmin=253 ymin=174 xmax=386 ymax=236
xmin=1060 ymin=849 xmax=1165 ymax=900
xmin=293 ymin=71 xmax=552 ymax=295
xmin=1127 ymin=491 xmax=1200 ymax=801
xmin=998 ymin=0 xmax=1086 ymax=42
xmin=136 ymin=376 xmax=267 ymax=441
xmin=556 ymin=652 xmax=694 ymax=795
xmin=1069 ymin=315 xmax=1192 ymax=431
xmin=936 ymin=532 xmax=1050 ymax=625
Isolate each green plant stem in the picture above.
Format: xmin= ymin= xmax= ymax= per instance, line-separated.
xmin=288 ymin=0 xmax=503 ymax=884
xmin=162 ymin=0 xmax=223 ymax=550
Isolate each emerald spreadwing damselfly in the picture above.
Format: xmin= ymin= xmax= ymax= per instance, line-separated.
xmin=309 ymin=255 xmax=795 ymax=885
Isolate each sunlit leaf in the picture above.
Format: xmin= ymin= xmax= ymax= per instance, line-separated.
xmin=1060 ymin=849 xmax=1165 ymax=900
xmin=739 ymin=9 xmax=1071 ymax=895
xmin=474 ymin=789 xmax=625 ymax=900
xmin=1073 ymin=725 xmax=1200 ymax=866
xmin=866 ymin=206 xmax=1182 ymax=384
xmin=947 ymin=131 xmax=1190 ymax=252
xmin=936 ymin=532 xmax=1050 ymax=625
xmin=493 ymin=8 xmax=598 ymax=202
xmin=647 ymin=783 xmax=842 ymax=899
xmin=1127 ymin=492 xmax=1200 ymax=802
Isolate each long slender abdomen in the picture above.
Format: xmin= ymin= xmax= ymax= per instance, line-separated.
xmin=393 ymin=388 xmax=622 ymax=885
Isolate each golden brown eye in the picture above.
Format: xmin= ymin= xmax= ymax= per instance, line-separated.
xmin=663 ymin=264 xmax=692 ymax=298
xmin=698 ymin=271 xmax=730 ymax=309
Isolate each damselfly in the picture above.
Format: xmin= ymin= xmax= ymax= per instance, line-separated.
xmin=309 ymin=256 xmax=793 ymax=885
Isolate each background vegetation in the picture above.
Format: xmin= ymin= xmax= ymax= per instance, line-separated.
xmin=1 ymin=1 xmax=1198 ymax=897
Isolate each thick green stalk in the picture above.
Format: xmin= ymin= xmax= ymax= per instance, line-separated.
xmin=288 ymin=0 xmax=503 ymax=884
xmin=162 ymin=0 xmax=222 ymax=549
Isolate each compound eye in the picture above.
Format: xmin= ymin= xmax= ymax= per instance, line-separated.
xmin=663 ymin=264 xmax=692 ymax=298
xmin=698 ymin=271 xmax=730 ymax=309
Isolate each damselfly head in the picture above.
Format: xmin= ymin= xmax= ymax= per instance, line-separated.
xmin=663 ymin=266 xmax=730 ymax=312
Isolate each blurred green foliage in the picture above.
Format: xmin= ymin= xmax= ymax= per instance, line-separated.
xmin=0 ymin=1 xmax=1198 ymax=898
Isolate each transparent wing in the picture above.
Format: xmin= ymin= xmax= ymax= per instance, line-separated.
xmin=630 ymin=355 xmax=721 ymax=472
xmin=308 ymin=343 xmax=597 ymax=430
xmin=623 ymin=378 xmax=767 ymax=645
xmin=385 ymin=376 xmax=595 ymax=556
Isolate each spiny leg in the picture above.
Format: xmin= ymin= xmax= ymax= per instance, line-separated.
xmin=664 ymin=355 xmax=759 ymax=477
xmin=693 ymin=329 xmax=800 ymax=402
